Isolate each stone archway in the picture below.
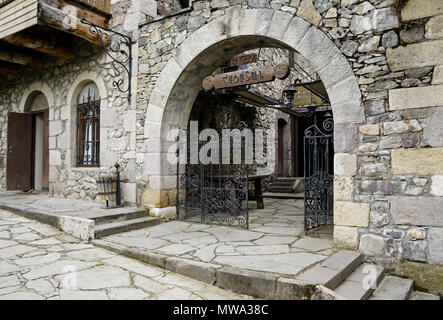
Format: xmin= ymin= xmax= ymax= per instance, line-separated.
xmin=142 ymin=8 xmax=364 ymax=222
xmin=18 ymin=82 xmax=54 ymax=113
xmin=6 ymin=83 xmax=53 ymax=191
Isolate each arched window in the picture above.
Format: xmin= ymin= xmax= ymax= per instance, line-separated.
xmin=77 ymin=82 xmax=100 ymax=167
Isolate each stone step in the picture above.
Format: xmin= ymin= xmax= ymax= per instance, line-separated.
xmin=87 ymin=208 xmax=149 ymax=225
xmin=272 ymin=181 xmax=296 ymax=186
xmin=296 ymin=266 xmax=343 ymax=290
xmin=268 ymin=186 xmax=294 ymax=193
xmin=318 ymin=250 xmax=364 ymax=280
xmin=370 ymin=276 xmax=414 ymax=300
xmin=263 ymin=192 xmax=304 ymax=199
xmin=345 ymin=263 xmax=385 ymax=286
xmin=268 ymin=179 xmax=304 ymax=193
xmin=409 ymin=291 xmax=440 ymax=300
xmin=269 ymin=181 xmax=295 ymax=186
xmin=94 ymin=216 xmax=161 ymax=239
xmin=334 ymin=279 xmax=373 ymax=300
xmin=269 ymin=184 xmax=294 ymax=189
xmin=296 ymin=252 xmax=368 ymax=295
xmin=332 ymin=263 xmax=385 ymax=300
xmin=275 ymin=177 xmax=302 ymax=183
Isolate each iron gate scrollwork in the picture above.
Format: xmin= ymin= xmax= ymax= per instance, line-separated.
xmin=176 ymin=131 xmax=203 ymax=220
xmin=303 ymin=116 xmax=334 ymax=233
xmin=176 ymin=122 xmax=249 ymax=228
xmin=202 ymin=121 xmax=249 ymax=228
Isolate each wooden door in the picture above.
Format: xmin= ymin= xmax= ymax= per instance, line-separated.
xmin=42 ymin=109 xmax=49 ymax=190
xmin=7 ymin=112 xmax=33 ymax=190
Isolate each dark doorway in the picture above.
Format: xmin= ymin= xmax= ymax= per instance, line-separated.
xmin=6 ymin=110 xmax=49 ymax=192
xmin=277 ymin=118 xmax=288 ymax=176
xmin=7 ymin=112 xmax=33 ymax=190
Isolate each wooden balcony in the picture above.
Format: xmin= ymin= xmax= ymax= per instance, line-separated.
xmin=0 ymin=0 xmax=110 ymax=75
xmin=72 ymin=0 xmax=110 ymax=14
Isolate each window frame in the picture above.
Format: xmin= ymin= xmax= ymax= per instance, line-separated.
xmin=76 ymin=88 xmax=101 ymax=167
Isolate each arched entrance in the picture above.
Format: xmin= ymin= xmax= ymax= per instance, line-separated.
xmin=7 ymin=89 xmax=51 ymax=191
xmin=142 ymin=8 xmax=364 ymax=236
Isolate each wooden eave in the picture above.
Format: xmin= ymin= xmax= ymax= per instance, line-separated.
xmin=0 ymin=0 xmax=110 ymax=69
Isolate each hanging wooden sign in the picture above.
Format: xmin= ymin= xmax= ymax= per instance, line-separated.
xmin=202 ymin=63 xmax=289 ymax=91
xmin=229 ymin=53 xmax=257 ymax=67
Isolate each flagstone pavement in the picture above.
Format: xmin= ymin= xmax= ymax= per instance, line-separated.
xmin=98 ymin=198 xmax=335 ymax=276
xmin=0 ymin=209 xmax=252 ymax=300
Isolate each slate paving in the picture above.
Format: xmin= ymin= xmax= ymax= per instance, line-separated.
xmin=0 ymin=191 xmax=144 ymax=219
xmin=98 ymin=198 xmax=335 ymax=276
xmin=0 ymin=209 xmax=251 ymax=300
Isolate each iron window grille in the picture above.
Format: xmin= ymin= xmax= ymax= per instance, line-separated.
xmin=77 ymin=89 xmax=100 ymax=167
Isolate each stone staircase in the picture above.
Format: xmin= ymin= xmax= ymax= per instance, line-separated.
xmin=267 ymin=177 xmax=303 ymax=193
xmin=296 ymin=250 xmax=440 ymax=300
xmin=84 ymin=208 xmax=161 ymax=239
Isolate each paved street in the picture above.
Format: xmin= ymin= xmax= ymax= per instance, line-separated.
xmin=99 ymin=198 xmax=334 ymax=276
xmin=0 ymin=209 xmax=251 ymax=300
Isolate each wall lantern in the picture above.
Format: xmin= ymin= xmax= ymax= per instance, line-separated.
xmin=282 ymin=85 xmax=297 ymax=106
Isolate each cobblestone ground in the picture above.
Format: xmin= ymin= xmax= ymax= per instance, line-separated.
xmin=99 ymin=198 xmax=334 ymax=276
xmin=0 ymin=209 xmax=252 ymax=300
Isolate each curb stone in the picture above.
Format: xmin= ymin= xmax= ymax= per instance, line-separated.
xmin=92 ymin=238 xmax=327 ymax=299
xmin=92 ymin=239 xmax=168 ymax=269
xmin=275 ymin=277 xmax=317 ymax=300
xmin=215 ymin=267 xmax=278 ymax=299
xmin=165 ymin=257 xmax=222 ymax=284
xmin=311 ymin=285 xmax=346 ymax=300
xmin=0 ymin=203 xmax=59 ymax=227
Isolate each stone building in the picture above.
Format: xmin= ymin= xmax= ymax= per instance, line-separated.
xmin=0 ymin=0 xmax=442 ymax=291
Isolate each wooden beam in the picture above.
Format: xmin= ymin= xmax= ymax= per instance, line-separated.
xmin=3 ymin=33 xmax=73 ymax=59
xmin=40 ymin=0 xmax=109 ymax=26
xmin=0 ymin=64 xmax=19 ymax=74
xmin=0 ymin=50 xmax=43 ymax=67
xmin=38 ymin=0 xmax=111 ymax=46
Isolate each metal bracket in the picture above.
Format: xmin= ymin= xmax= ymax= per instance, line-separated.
xmin=81 ymin=19 xmax=134 ymax=103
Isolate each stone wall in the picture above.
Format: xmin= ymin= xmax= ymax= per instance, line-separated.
xmin=0 ymin=0 xmax=442 ymax=277
xmin=136 ymin=0 xmax=443 ymax=275
xmin=320 ymin=0 xmax=443 ymax=271
xmin=349 ymin=0 xmax=443 ymax=269
xmin=0 ymin=0 xmax=139 ymax=204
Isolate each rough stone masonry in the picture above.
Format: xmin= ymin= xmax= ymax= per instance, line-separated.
xmin=136 ymin=0 xmax=443 ymax=274
xmin=0 ymin=0 xmax=442 ymax=291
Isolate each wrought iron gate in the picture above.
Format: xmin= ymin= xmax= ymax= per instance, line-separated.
xmin=176 ymin=122 xmax=249 ymax=228
xmin=303 ymin=116 xmax=334 ymax=233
